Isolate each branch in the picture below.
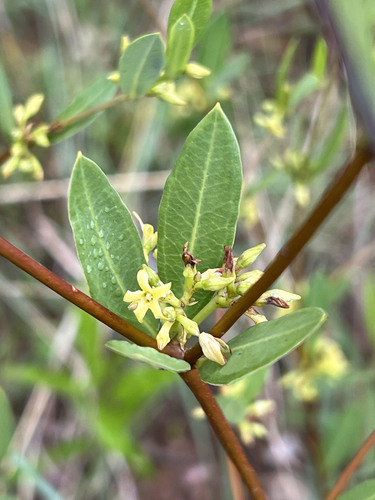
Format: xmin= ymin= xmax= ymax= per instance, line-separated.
xmin=325 ymin=430 xmax=375 ymax=500
xmin=184 ymin=145 xmax=373 ymax=365
xmin=180 ymin=369 xmax=267 ymax=500
xmin=0 ymin=236 xmax=156 ymax=349
xmin=0 ymin=236 xmax=267 ymax=497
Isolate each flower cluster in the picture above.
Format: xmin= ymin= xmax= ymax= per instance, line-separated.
xmin=281 ymin=336 xmax=348 ymax=401
xmin=1 ymin=94 xmax=49 ymax=180
xmin=123 ymin=228 xmax=301 ymax=366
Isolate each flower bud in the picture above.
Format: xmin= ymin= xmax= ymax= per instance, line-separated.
xmin=142 ymin=264 xmax=160 ymax=287
xmin=121 ymin=35 xmax=130 ymax=53
xmin=107 ymin=71 xmax=120 ymax=83
xmin=245 ymin=307 xmax=267 ymax=324
xmin=194 ymin=270 xmax=234 ymax=292
xmin=255 ymin=289 xmax=301 ymax=308
xmin=162 ymin=306 xmax=177 ymax=322
xmin=24 ymin=94 xmax=44 ymax=121
xmin=185 ymin=62 xmax=211 ymax=79
xmin=156 ymin=321 xmax=174 ymax=350
xmin=199 ymin=332 xmax=229 ymax=366
xmin=236 ymin=270 xmax=263 ymax=283
xmin=31 ymin=124 xmax=50 ymax=147
xmin=236 ymin=244 xmax=266 ymax=270
xmin=148 ymin=81 xmax=186 ymax=106
xmin=176 ymin=314 xmax=200 ymax=336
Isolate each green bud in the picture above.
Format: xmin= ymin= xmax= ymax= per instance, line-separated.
xmin=236 ymin=243 xmax=266 ymax=270
xmin=156 ymin=321 xmax=174 ymax=350
xmin=245 ymin=307 xmax=267 ymax=324
xmin=107 ymin=71 xmax=120 ymax=83
xmin=31 ymin=124 xmax=50 ymax=147
xmin=236 ymin=270 xmax=263 ymax=283
xmin=176 ymin=314 xmax=200 ymax=336
xmin=1 ymin=157 xmax=19 ymax=178
xmin=162 ymin=306 xmax=177 ymax=322
xmin=148 ymin=81 xmax=186 ymax=106
xmin=141 ymin=264 xmax=160 ymax=287
xmin=194 ymin=269 xmax=234 ymax=292
xmin=23 ymin=94 xmax=44 ymax=121
xmin=185 ymin=62 xmax=211 ymax=79
xmin=255 ymin=289 xmax=301 ymax=308
xmin=121 ymin=35 xmax=130 ymax=53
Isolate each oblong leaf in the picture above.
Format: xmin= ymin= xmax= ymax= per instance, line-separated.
xmin=157 ymin=104 xmax=242 ymax=302
xmin=0 ymin=387 xmax=14 ymax=462
xmin=51 ymin=75 xmax=117 ymax=143
xmin=199 ymin=307 xmax=327 ymax=385
xmin=0 ymin=63 xmax=15 ymax=140
xmin=119 ymin=33 xmax=164 ymax=99
xmin=168 ymin=0 xmax=212 ymax=45
xmin=165 ymin=14 xmax=195 ymax=79
xmin=106 ymin=340 xmax=190 ymax=372
xmin=338 ymin=480 xmax=375 ymax=500
xmin=68 ymin=154 xmax=158 ymax=336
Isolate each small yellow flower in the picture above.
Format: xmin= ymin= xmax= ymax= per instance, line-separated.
xmin=124 ymin=269 xmax=171 ymax=323
xmin=133 ymin=212 xmax=158 ymax=263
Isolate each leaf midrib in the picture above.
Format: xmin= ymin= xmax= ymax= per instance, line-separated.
xmin=231 ymin=315 xmax=324 ymax=353
xmin=189 ymin=110 xmax=218 ymax=257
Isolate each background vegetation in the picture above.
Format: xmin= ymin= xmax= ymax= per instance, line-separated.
xmin=1 ymin=1 xmax=375 ymax=499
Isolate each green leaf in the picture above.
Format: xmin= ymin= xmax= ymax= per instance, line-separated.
xmin=119 ymin=33 xmax=164 ymax=99
xmin=168 ymin=0 xmax=212 ymax=45
xmin=323 ymin=403 xmax=363 ymax=472
xmin=329 ymin=0 xmax=375 ymax=146
xmin=363 ymin=274 xmax=375 ymax=351
xmin=289 ymin=73 xmax=320 ymax=109
xmin=0 ymin=64 xmax=15 ymax=141
xmin=311 ymin=104 xmax=348 ymax=174
xmin=68 ymin=154 xmax=158 ymax=336
xmin=199 ymin=308 xmax=327 ymax=385
xmin=50 ymin=74 xmax=117 ymax=143
xmin=197 ymin=13 xmax=231 ymax=76
xmin=338 ymin=480 xmax=375 ymax=500
xmin=165 ymin=14 xmax=195 ymax=79
xmin=106 ymin=340 xmax=190 ymax=372
xmin=275 ymin=39 xmax=298 ymax=106
xmin=311 ymin=38 xmax=328 ymax=82
xmin=157 ymin=104 xmax=242 ymax=303
xmin=0 ymin=387 xmax=14 ymax=462
xmin=3 ymin=365 xmax=82 ymax=397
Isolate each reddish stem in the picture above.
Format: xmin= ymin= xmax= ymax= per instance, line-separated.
xmin=325 ymin=430 xmax=375 ymax=500
xmin=180 ymin=369 xmax=267 ymax=500
xmin=0 ymin=236 xmax=156 ymax=348
xmin=184 ymin=145 xmax=373 ymax=365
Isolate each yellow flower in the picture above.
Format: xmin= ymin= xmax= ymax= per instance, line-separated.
xmin=124 ymin=269 xmax=171 ymax=323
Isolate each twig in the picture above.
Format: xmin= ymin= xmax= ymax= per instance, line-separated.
xmin=0 ymin=236 xmax=267 ymax=498
xmin=180 ymin=369 xmax=267 ymax=500
xmin=0 ymin=236 xmax=156 ymax=349
xmin=325 ymin=430 xmax=375 ymax=500
xmin=184 ymin=145 xmax=373 ymax=366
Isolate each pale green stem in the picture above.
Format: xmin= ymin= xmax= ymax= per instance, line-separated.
xmin=192 ymin=295 xmax=221 ymax=325
xmin=49 ymin=94 xmax=131 ymax=133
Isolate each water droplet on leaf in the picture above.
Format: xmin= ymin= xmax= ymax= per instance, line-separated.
xmin=97 ymin=261 xmax=104 ymax=270
xmin=86 ymin=264 xmax=92 ymax=273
